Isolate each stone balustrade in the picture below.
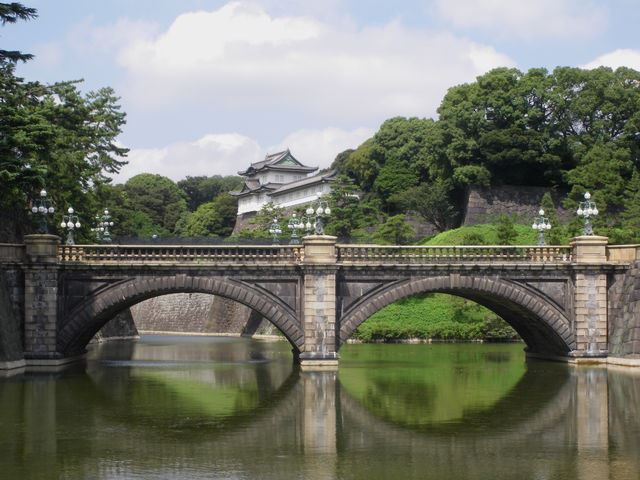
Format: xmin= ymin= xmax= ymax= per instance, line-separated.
xmin=57 ymin=244 xmax=304 ymax=264
xmin=4 ymin=241 xmax=636 ymax=268
xmin=0 ymin=244 xmax=25 ymax=264
xmin=336 ymin=245 xmax=573 ymax=264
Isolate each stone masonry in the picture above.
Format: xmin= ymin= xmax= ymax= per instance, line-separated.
xmin=23 ymin=235 xmax=61 ymax=360
xmin=2 ymin=233 xmax=640 ymax=370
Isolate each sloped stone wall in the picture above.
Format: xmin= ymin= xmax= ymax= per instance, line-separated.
xmin=609 ymin=262 xmax=640 ymax=357
xmin=0 ymin=269 xmax=24 ymax=362
xmin=463 ymin=186 xmax=571 ymax=225
xmin=93 ymin=309 xmax=139 ymax=342
xmin=126 ymin=293 xmax=275 ymax=335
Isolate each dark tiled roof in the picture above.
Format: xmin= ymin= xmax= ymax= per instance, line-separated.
xmin=230 ymin=180 xmax=280 ymax=197
xmin=270 ymin=170 xmax=337 ymax=196
xmin=237 ymin=149 xmax=317 ymax=176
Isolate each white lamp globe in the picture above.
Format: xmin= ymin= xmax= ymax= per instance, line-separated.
xmin=584 ymin=192 xmax=591 ymax=200
xmin=38 ymin=206 xmax=45 ymax=213
xmin=31 ymin=206 xmax=38 ymax=213
xmin=306 ymin=207 xmax=313 ymax=215
xmin=317 ymin=207 xmax=324 ymax=215
xmin=75 ymin=222 xmax=81 ymax=228
xmin=67 ymin=221 xmax=73 ymax=229
xmin=40 ymin=189 xmax=46 ymax=197
xmin=48 ymin=207 xmax=54 ymax=213
xmin=68 ymin=207 xmax=74 ymax=214
xmin=577 ymin=208 xmax=583 ymax=216
xmin=60 ymin=221 xmax=66 ymax=228
xmin=593 ymin=208 xmax=599 ymax=215
xmin=324 ymin=207 xmax=331 ymax=215
xmin=539 ymin=209 xmax=544 ymax=216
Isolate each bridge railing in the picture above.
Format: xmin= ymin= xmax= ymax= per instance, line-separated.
xmin=58 ymin=244 xmax=304 ymax=264
xmin=335 ymin=245 xmax=573 ymax=264
xmin=607 ymin=245 xmax=640 ymax=263
xmin=0 ymin=243 xmax=25 ymax=264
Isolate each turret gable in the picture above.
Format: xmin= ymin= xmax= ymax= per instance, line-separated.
xmin=238 ymin=149 xmax=317 ymax=177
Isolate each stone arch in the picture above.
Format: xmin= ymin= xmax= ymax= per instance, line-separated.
xmin=57 ymin=275 xmax=303 ymax=356
xmin=339 ymin=275 xmax=574 ymax=356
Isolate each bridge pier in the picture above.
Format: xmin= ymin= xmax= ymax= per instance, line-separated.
xmin=570 ymin=236 xmax=609 ymax=359
xmin=22 ymin=235 xmax=66 ymax=363
xmin=299 ymin=236 xmax=339 ymax=371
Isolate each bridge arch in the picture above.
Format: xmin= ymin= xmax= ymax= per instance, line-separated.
xmin=57 ymin=275 xmax=303 ymax=357
xmin=339 ymin=275 xmax=574 ymax=356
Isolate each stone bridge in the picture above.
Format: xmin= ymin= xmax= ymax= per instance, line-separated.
xmin=1 ymin=234 xmax=640 ymax=370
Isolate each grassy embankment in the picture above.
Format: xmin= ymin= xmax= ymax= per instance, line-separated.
xmin=352 ymin=224 xmax=536 ymax=342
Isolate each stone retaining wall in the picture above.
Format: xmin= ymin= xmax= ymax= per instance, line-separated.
xmin=96 ymin=293 xmax=276 ymax=337
xmin=0 ymin=269 xmax=24 ymax=361
xmin=609 ymin=261 xmax=640 ymax=357
xmin=463 ymin=186 xmax=570 ymax=226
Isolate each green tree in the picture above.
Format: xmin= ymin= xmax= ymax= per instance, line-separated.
xmin=617 ymin=171 xmax=640 ymax=243
xmin=539 ymin=192 xmax=564 ymax=245
xmin=124 ymin=174 xmax=187 ymax=233
xmin=0 ymin=2 xmax=37 ymax=63
xmin=374 ymin=214 xmax=415 ymax=245
xmin=0 ymin=69 xmax=128 ymax=240
xmin=324 ymin=175 xmax=363 ymax=238
xmin=495 ymin=214 xmax=517 ymax=245
xmin=565 ymin=143 xmax=634 ymax=229
xmin=460 ymin=231 xmax=486 ymax=245
xmin=177 ymin=175 xmax=242 ymax=211
xmin=235 ymin=202 xmax=284 ymax=239
xmin=183 ymin=193 xmax=237 ymax=237
xmin=395 ymin=179 xmax=457 ymax=232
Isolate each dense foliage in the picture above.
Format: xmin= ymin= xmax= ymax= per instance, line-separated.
xmin=353 ymin=293 xmax=518 ymax=342
xmin=334 ymin=66 xmax=640 ymax=242
xmin=0 ymin=4 xmax=128 ymax=241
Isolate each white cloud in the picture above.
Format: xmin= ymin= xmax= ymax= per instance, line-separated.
xmin=115 ymin=126 xmax=370 ymax=183
xmin=113 ymin=1 xmax=514 ymax=122
xmin=115 ymin=133 xmax=262 ymax=182
xmin=271 ymin=126 xmax=374 ymax=169
xmin=435 ymin=0 xmax=607 ymax=40
xmin=582 ymin=48 xmax=640 ymax=70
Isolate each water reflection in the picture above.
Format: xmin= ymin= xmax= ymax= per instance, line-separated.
xmin=0 ymin=337 xmax=638 ymax=480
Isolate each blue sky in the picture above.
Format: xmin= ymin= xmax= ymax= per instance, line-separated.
xmin=4 ymin=0 xmax=639 ymax=182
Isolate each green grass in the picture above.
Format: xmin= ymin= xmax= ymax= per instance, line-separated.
xmin=420 ymin=223 xmax=538 ymax=246
xmin=353 ymin=293 xmax=519 ymax=342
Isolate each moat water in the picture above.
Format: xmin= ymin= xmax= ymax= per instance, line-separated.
xmin=1 ymin=336 xmax=639 ymax=480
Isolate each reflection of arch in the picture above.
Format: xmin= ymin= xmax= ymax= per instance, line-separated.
xmin=339 ymin=360 xmax=571 ymax=436
xmin=339 ymin=276 xmax=573 ymax=355
xmin=57 ymin=275 xmax=302 ymax=356
xmin=84 ymin=359 xmax=302 ymax=441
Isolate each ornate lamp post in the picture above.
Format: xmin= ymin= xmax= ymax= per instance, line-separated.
xmin=60 ymin=207 xmax=81 ymax=245
xmin=30 ymin=188 xmax=55 ymax=234
xmin=287 ymin=213 xmax=305 ymax=244
xmin=576 ymin=192 xmax=599 ymax=236
xmin=90 ymin=215 xmax=101 ymax=242
xmin=268 ymin=217 xmax=282 ymax=245
xmin=92 ymin=209 xmax=114 ymax=243
xmin=305 ymin=195 xmax=331 ymax=235
xmin=531 ymin=208 xmax=551 ymax=246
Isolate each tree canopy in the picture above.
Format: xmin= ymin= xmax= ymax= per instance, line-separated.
xmin=0 ymin=4 xmax=129 ymax=241
xmin=336 ymin=66 xmax=640 ymax=240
